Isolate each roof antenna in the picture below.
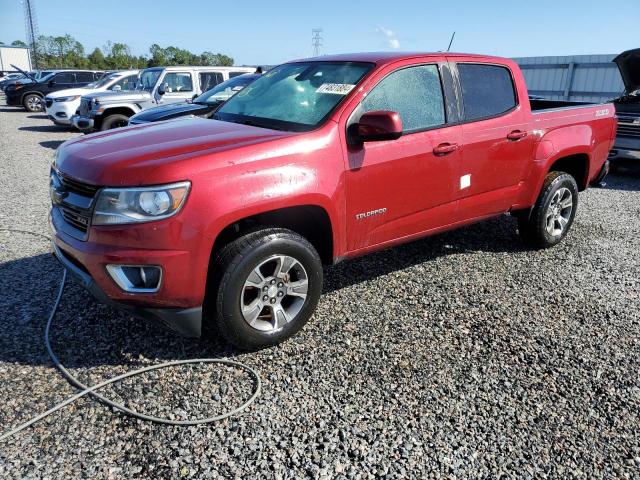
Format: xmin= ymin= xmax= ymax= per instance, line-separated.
xmin=446 ymin=31 xmax=456 ymax=52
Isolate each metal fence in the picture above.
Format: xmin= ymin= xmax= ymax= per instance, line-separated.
xmin=513 ymin=54 xmax=624 ymax=103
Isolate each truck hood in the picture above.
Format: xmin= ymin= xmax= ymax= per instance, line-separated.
xmin=56 ymin=117 xmax=294 ymax=185
xmin=613 ymin=48 xmax=640 ymax=93
xmin=82 ymin=89 xmax=152 ymax=103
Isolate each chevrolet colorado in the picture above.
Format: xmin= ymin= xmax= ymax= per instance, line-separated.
xmin=51 ymin=52 xmax=616 ymax=349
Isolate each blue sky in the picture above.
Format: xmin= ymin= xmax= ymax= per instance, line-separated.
xmin=1 ymin=0 xmax=638 ymax=65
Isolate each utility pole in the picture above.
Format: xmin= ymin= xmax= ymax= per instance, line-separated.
xmin=312 ymin=28 xmax=323 ymax=57
xmin=23 ymin=0 xmax=40 ymax=69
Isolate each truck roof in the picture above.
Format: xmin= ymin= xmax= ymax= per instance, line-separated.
xmin=295 ymin=51 xmax=509 ymax=65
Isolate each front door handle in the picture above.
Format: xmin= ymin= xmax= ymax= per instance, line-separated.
xmin=507 ymin=130 xmax=527 ymax=141
xmin=433 ymin=142 xmax=459 ymax=155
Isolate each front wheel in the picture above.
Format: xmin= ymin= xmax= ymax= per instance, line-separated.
xmin=518 ymin=171 xmax=579 ymax=249
xmin=211 ymin=228 xmax=323 ymax=350
xmin=100 ymin=113 xmax=130 ymax=131
xmin=23 ymin=93 xmax=43 ymax=112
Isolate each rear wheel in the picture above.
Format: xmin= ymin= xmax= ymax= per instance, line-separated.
xmin=23 ymin=93 xmax=43 ymax=112
xmin=518 ymin=171 xmax=578 ymax=249
xmin=210 ymin=228 xmax=323 ymax=350
xmin=100 ymin=114 xmax=130 ymax=131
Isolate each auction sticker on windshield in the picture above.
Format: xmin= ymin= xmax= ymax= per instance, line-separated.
xmin=316 ymin=83 xmax=356 ymax=95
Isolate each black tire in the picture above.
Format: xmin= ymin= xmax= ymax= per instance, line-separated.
xmin=23 ymin=93 xmax=43 ymax=112
xmin=210 ymin=228 xmax=323 ymax=350
xmin=518 ymin=171 xmax=579 ymax=249
xmin=100 ymin=114 xmax=130 ymax=131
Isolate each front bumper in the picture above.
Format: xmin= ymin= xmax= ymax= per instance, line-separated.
xmin=46 ymin=100 xmax=79 ymax=125
xmin=5 ymin=91 xmax=21 ymax=106
xmin=71 ymin=114 xmax=94 ymax=131
xmin=52 ymin=240 xmax=203 ymax=337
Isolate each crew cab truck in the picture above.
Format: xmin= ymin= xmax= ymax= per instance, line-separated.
xmin=50 ymin=52 xmax=616 ymax=350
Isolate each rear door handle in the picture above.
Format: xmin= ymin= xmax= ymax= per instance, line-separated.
xmin=507 ymin=130 xmax=527 ymax=141
xmin=433 ymin=142 xmax=459 ymax=155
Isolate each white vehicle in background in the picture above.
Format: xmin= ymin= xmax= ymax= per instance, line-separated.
xmin=72 ymin=65 xmax=255 ymax=131
xmin=44 ymin=70 xmax=139 ymax=126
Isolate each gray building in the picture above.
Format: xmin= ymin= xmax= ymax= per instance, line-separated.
xmin=513 ymin=54 xmax=624 ymax=103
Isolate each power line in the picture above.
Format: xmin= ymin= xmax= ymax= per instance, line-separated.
xmin=23 ymin=0 xmax=39 ymax=69
xmin=312 ymin=28 xmax=323 ymax=57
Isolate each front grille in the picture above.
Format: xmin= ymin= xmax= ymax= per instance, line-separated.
xmin=617 ymin=123 xmax=640 ymax=138
xmin=45 ymin=98 xmax=53 ymax=108
xmin=61 ymin=203 xmax=91 ymax=232
xmin=51 ymin=170 xmax=100 ymax=239
xmin=59 ymin=173 xmax=100 ymax=197
xmin=617 ymin=115 xmax=640 ymax=138
xmin=78 ymin=98 xmax=91 ymax=116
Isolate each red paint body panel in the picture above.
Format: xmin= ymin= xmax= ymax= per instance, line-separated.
xmin=51 ymin=53 xmax=617 ymax=311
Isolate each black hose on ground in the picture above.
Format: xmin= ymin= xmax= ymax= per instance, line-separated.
xmin=0 ymin=229 xmax=261 ymax=441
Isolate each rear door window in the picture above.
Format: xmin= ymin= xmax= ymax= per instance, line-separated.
xmin=54 ymin=72 xmax=75 ymax=84
xmin=457 ymin=64 xmax=516 ymax=121
xmin=199 ymin=72 xmax=224 ymax=92
xmin=75 ymin=72 xmax=94 ymax=83
xmin=361 ymin=64 xmax=446 ymax=133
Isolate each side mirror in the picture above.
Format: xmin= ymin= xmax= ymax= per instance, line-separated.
xmin=356 ymin=110 xmax=403 ymax=142
xmin=157 ymin=84 xmax=166 ymax=95
xmin=112 ymin=84 xmax=122 ymax=92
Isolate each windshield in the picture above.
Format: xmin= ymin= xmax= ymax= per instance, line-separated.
xmin=39 ymin=72 xmax=55 ymax=83
xmin=93 ymin=73 xmax=124 ymax=89
xmin=194 ymin=74 xmax=258 ymax=105
xmin=215 ymin=61 xmax=373 ymax=131
xmin=136 ymin=69 xmax=162 ymax=91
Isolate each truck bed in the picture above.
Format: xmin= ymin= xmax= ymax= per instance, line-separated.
xmin=530 ymin=99 xmax=595 ymax=112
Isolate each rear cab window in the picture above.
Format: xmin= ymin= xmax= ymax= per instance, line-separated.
xmin=457 ymin=64 xmax=517 ymax=121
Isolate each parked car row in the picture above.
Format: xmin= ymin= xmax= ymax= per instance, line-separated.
xmin=5 ymin=67 xmax=106 ymax=111
xmin=72 ymin=66 xmax=258 ymax=131
xmin=4 ymin=64 xmax=261 ymax=132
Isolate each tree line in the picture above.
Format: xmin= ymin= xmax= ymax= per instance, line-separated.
xmin=1 ymin=35 xmax=234 ymax=70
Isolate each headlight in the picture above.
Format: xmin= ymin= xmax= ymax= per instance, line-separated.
xmin=55 ymin=95 xmax=80 ymax=103
xmin=92 ymin=181 xmax=191 ymax=225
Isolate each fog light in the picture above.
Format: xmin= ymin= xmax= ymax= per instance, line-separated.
xmin=106 ymin=265 xmax=162 ymax=293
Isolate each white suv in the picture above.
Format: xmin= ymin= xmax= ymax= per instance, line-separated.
xmin=45 ymin=70 xmax=139 ymax=126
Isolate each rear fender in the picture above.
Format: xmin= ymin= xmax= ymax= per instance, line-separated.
xmin=515 ymin=125 xmax=593 ymax=208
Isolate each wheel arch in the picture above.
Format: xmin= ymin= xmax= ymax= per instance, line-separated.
xmin=20 ymin=90 xmax=44 ymax=103
xmin=101 ymin=105 xmax=137 ymax=118
xmin=210 ymin=204 xmax=335 ymax=267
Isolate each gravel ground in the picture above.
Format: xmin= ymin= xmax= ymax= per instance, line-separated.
xmin=0 ymin=100 xmax=639 ymax=479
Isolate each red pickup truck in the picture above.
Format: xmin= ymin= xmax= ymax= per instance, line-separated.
xmin=51 ymin=52 xmax=616 ymax=349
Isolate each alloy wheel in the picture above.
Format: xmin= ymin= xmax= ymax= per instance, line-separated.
xmin=545 ymin=187 xmax=573 ymax=237
xmin=240 ymin=255 xmax=309 ymax=332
